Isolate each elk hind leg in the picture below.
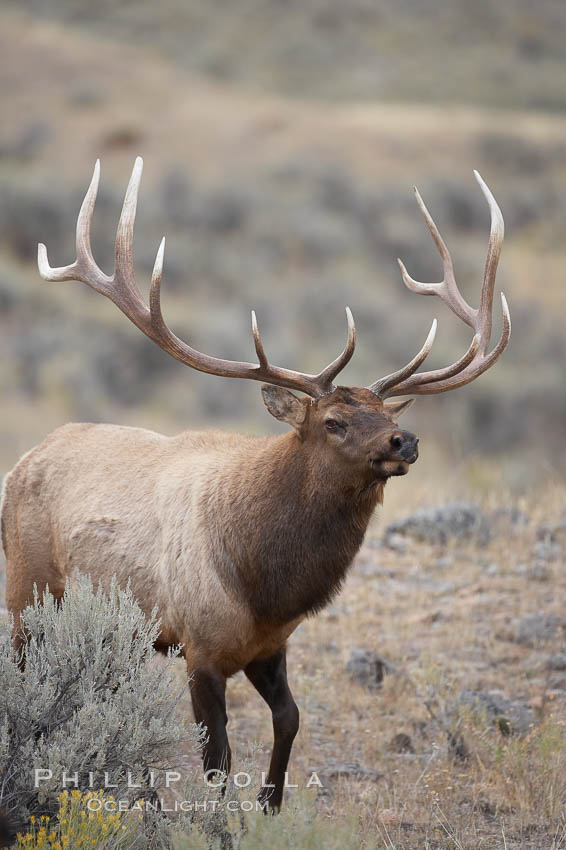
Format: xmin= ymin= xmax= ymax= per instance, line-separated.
xmin=2 ymin=465 xmax=64 ymax=664
xmin=4 ymin=544 xmax=64 ymax=664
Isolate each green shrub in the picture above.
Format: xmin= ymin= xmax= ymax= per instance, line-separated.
xmin=0 ymin=576 xmax=201 ymax=832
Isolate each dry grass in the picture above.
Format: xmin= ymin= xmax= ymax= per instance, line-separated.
xmin=2 ymin=477 xmax=564 ymax=847
xmin=162 ymin=483 xmax=566 ymax=849
xmin=1 ymin=475 xmax=565 ymax=848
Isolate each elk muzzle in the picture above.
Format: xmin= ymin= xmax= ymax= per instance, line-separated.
xmin=369 ymin=430 xmax=419 ymax=478
xmin=389 ymin=431 xmax=419 ymax=464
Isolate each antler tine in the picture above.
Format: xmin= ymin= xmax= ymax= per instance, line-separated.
xmin=397 ymin=187 xmax=476 ymax=330
xmin=114 ymin=156 xmax=147 ymax=309
xmin=474 ymin=169 xmax=504 ymax=356
xmin=39 ymin=157 xmax=358 ymax=399
xmin=315 ymin=307 xmax=356 ymax=391
xmin=369 ymin=318 xmax=437 ymax=396
xmin=149 ymin=236 xmax=166 ymax=330
xmin=251 ymin=310 xmax=269 ymax=370
xmin=75 ymin=159 xmax=100 ymax=272
xmin=384 ymin=293 xmax=510 ymax=397
xmin=370 ymin=173 xmax=509 ymax=399
xmin=38 ymin=159 xmax=112 ymax=295
xmin=148 ymin=234 xmax=219 ymax=370
xmin=404 ymin=332 xmax=481 ymax=389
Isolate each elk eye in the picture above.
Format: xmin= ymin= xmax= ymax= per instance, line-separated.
xmin=325 ymin=418 xmax=344 ymax=431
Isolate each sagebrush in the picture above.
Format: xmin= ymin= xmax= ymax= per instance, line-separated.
xmin=0 ymin=576 xmax=201 ymax=832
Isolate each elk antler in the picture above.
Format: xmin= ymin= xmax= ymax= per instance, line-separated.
xmin=38 ymin=157 xmax=356 ymax=399
xmin=369 ymin=171 xmax=510 ymax=398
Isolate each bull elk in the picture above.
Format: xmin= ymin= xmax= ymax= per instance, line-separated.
xmin=1 ymin=159 xmax=509 ymax=811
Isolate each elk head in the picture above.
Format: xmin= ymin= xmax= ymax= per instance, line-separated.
xmin=38 ymin=158 xmax=510 ymax=482
xmin=262 ymin=385 xmax=418 ymax=482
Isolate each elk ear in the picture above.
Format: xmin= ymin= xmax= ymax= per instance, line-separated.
xmin=261 ymin=385 xmax=308 ymax=432
xmin=384 ymin=398 xmax=415 ymax=420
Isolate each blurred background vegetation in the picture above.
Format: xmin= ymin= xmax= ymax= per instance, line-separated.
xmin=0 ymin=0 xmax=565 ymax=494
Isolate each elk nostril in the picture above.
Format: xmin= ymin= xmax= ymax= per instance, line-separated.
xmin=391 ymin=435 xmax=404 ymax=450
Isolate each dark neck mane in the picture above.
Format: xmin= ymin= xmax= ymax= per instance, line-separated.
xmin=217 ymin=433 xmax=384 ymax=624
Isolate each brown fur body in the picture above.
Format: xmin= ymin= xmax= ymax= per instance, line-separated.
xmin=2 ymin=414 xmax=386 ymax=674
xmin=8 ymin=158 xmax=507 ymax=811
xmin=1 ymin=386 xmax=415 ymax=808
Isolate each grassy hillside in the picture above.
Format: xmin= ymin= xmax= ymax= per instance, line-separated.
xmin=8 ymin=0 xmax=566 ymax=111
xmin=0 ymin=9 xmax=565 ymax=488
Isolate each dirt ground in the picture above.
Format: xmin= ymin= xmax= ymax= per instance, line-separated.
xmin=2 ymin=476 xmax=565 ymax=848
xmin=166 ymin=482 xmax=566 ymax=850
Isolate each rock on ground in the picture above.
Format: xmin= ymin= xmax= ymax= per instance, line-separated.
xmin=457 ymin=690 xmax=538 ymax=737
xmin=346 ymin=649 xmax=395 ymax=691
xmin=383 ymin=502 xmax=492 ymax=546
xmin=514 ymin=614 xmax=565 ymax=647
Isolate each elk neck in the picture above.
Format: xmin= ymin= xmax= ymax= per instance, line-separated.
xmin=209 ymin=430 xmax=384 ymax=625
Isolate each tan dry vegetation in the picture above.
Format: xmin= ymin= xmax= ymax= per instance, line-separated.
xmin=0 ymin=8 xmax=565 ymax=483
xmin=165 ymin=484 xmax=565 ymax=849
xmin=3 ymin=9 xmax=566 ymax=186
xmin=3 ymin=476 xmax=566 ymax=848
xmin=10 ymin=0 xmax=566 ymax=112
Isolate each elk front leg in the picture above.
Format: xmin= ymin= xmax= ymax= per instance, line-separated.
xmin=245 ymin=647 xmax=299 ymax=812
xmin=189 ymin=668 xmax=232 ymax=784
